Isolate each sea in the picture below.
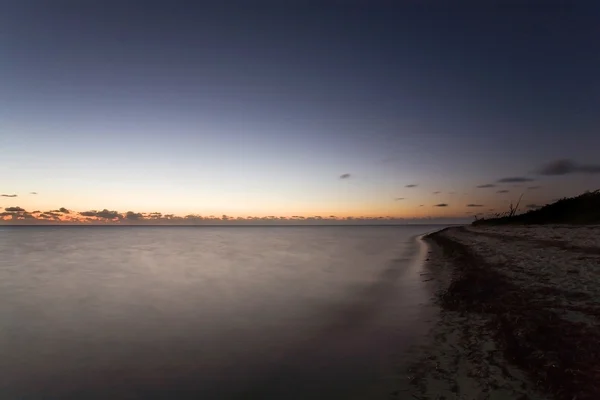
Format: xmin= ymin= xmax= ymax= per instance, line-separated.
xmin=0 ymin=225 xmax=445 ymax=399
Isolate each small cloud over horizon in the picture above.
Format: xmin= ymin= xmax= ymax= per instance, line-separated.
xmin=339 ymin=173 xmax=351 ymax=179
xmin=497 ymin=177 xmax=534 ymax=183
xmin=432 ymin=191 xmax=441 ymax=194
xmin=30 ymin=192 xmax=38 ymax=195
xmin=80 ymin=209 xmax=122 ymax=220
xmin=405 ymin=184 xmax=418 ymax=188
xmin=466 ymin=204 xmax=484 ymax=207
xmin=1 ymin=194 xmax=17 ymax=198
xmin=5 ymin=206 xmax=25 ymax=212
xmin=496 ymin=190 xmax=510 ymax=193
xmin=125 ymin=211 xmax=144 ymax=220
xmin=537 ymin=159 xmax=600 ymax=176
xmin=476 ymin=184 xmax=496 ymax=188
xmin=394 ymin=197 xmax=405 ymax=201
xmin=434 ymin=203 xmax=448 ymax=207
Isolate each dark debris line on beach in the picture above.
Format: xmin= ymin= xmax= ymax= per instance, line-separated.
xmin=426 ymin=227 xmax=600 ymax=400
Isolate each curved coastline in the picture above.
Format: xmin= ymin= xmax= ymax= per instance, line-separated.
xmin=402 ymin=225 xmax=600 ymax=400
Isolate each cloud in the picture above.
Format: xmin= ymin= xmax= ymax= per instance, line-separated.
xmin=80 ymin=209 xmax=122 ymax=219
xmin=339 ymin=173 xmax=351 ymax=179
xmin=395 ymin=197 xmax=405 ymax=201
xmin=405 ymin=184 xmax=418 ymax=188
xmin=125 ymin=211 xmax=144 ymax=220
xmin=497 ymin=177 xmax=534 ymax=183
xmin=19 ymin=212 xmax=36 ymax=219
xmin=1 ymin=194 xmax=17 ymax=198
xmin=538 ymin=159 xmax=576 ymax=175
xmin=476 ymin=184 xmax=496 ymax=188
xmin=527 ymin=186 xmax=541 ymax=190
xmin=526 ymin=204 xmax=541 ymax=209
xmin=39 ymin=212 xmax=62 ymax=219
xmin=434 ymin=203 xmax=448 ymax=207
xmin=537 ymin=159 xmax=600 ymax=176
xmin=466 ymin=204 xmax=484 ymax=207
xmin=496 ymin=190 xmax=510 ymax=193
xmin=432 ymin=191 xmax=441 ymax=194
xmin=578 ymin=164 xmax=600 ymax=173
xmin=419 ymin=204 xmax=424 ymax=207
xmin=30 ymin=192 xmax=38 ymax=195
xmin=5 ymin=206 xmax=25 ymax=212
xmin=59 ymin=207 xmax=70 ymax=214
xmin=448 ymin=191 xmax=456 ymax=195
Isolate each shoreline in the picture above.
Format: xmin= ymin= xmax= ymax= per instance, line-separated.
xmin=402 ymin=225 xmax=600 ymax=400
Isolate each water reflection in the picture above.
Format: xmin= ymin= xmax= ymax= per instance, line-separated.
xmin=0 ymin=226 xmax=441 ymax=399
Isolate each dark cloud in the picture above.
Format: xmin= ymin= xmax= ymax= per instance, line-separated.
xmin=538 ymin=159 xmax=576 ymax=175
xmin=80 ymin=209 xmax=122 ymax=219
xmin=432 ymin=191 xmax=441 ymax=194
xmin=405 ymin=184 xmax=418 ymax=188
xmin=59 ymin=207 xmax=70 ymax=214
xmin=40 ymin=212 xmax=61 ymax=219
xmin=1 ymin=194 xmax=17 ymax=197
xmin=5 ymin=206 xmax=25 ymax=212
xmin=419 ymin=204 xmax=424 ymax=207
xmin=30 ymin=192 xmax=37 ymax=195
xmin=339 ymin=173 xmax=351 ymax=179
xmin=125 ymin=211 xmax=144 ymax=220
xmin=448 ymin=191 xmax=456 ymax=195
xmin=394 ymin=198 xmax=405 ymax=201
xmin=496 ymin=190 xmax=510 ymax=193
xmin=497 ymin=177 xmax=534 ymax=183
xmin=434 ymin=203 xmax=448 ymax=207
xmin=537 ymin=159 xmax=600 ymax=176
xmin=476 ymin=184 xmax=496 ymax=188
xmin=578 ymin=164 xmax=600 ymax=173
xmin=527 ymin=186 xmax=541 ymax=190
xmin=466 ymin=204 xmax=484 ymax=207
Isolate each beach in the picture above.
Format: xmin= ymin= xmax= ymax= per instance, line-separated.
xmin=405 ymin=225 xmax=600 ymax=400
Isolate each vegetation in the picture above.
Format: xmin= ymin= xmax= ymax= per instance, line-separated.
xmin=473 ymin=190 xmax=600 ymax=225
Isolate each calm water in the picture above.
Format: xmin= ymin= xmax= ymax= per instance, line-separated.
xmin=0 ymin=225 xmax=443 ymax=399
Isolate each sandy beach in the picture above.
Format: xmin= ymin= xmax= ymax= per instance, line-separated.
xmin=404 ymin=225 xmax=600 ymax=400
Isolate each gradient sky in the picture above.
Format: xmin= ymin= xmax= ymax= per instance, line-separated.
xmin=1 ymin=1 xmax=600 ymax=223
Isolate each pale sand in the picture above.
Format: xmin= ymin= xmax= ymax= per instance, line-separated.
xmin=401 ymin=225 xmax=600 ymax=400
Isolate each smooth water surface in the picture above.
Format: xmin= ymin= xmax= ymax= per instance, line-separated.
xmin=0 ymin=225 xmax=443 ymax=399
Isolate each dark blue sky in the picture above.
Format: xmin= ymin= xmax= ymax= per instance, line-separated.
xmin=1 ymin=1 xmax=599 ymax=219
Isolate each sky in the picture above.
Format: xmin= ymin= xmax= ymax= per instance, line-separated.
xmin=1 ymin=0 xmax=600 ymax=224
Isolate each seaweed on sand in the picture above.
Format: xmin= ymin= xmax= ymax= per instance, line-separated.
xmin=429 ymin=229 xmax=600 ymax=400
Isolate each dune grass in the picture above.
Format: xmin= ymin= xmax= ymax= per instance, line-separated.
xmin=473 ymin=190 xmax=600 ymax=226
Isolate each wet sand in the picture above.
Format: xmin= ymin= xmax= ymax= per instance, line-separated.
xmin=403 ymin=225 xmax=600 ymax=400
